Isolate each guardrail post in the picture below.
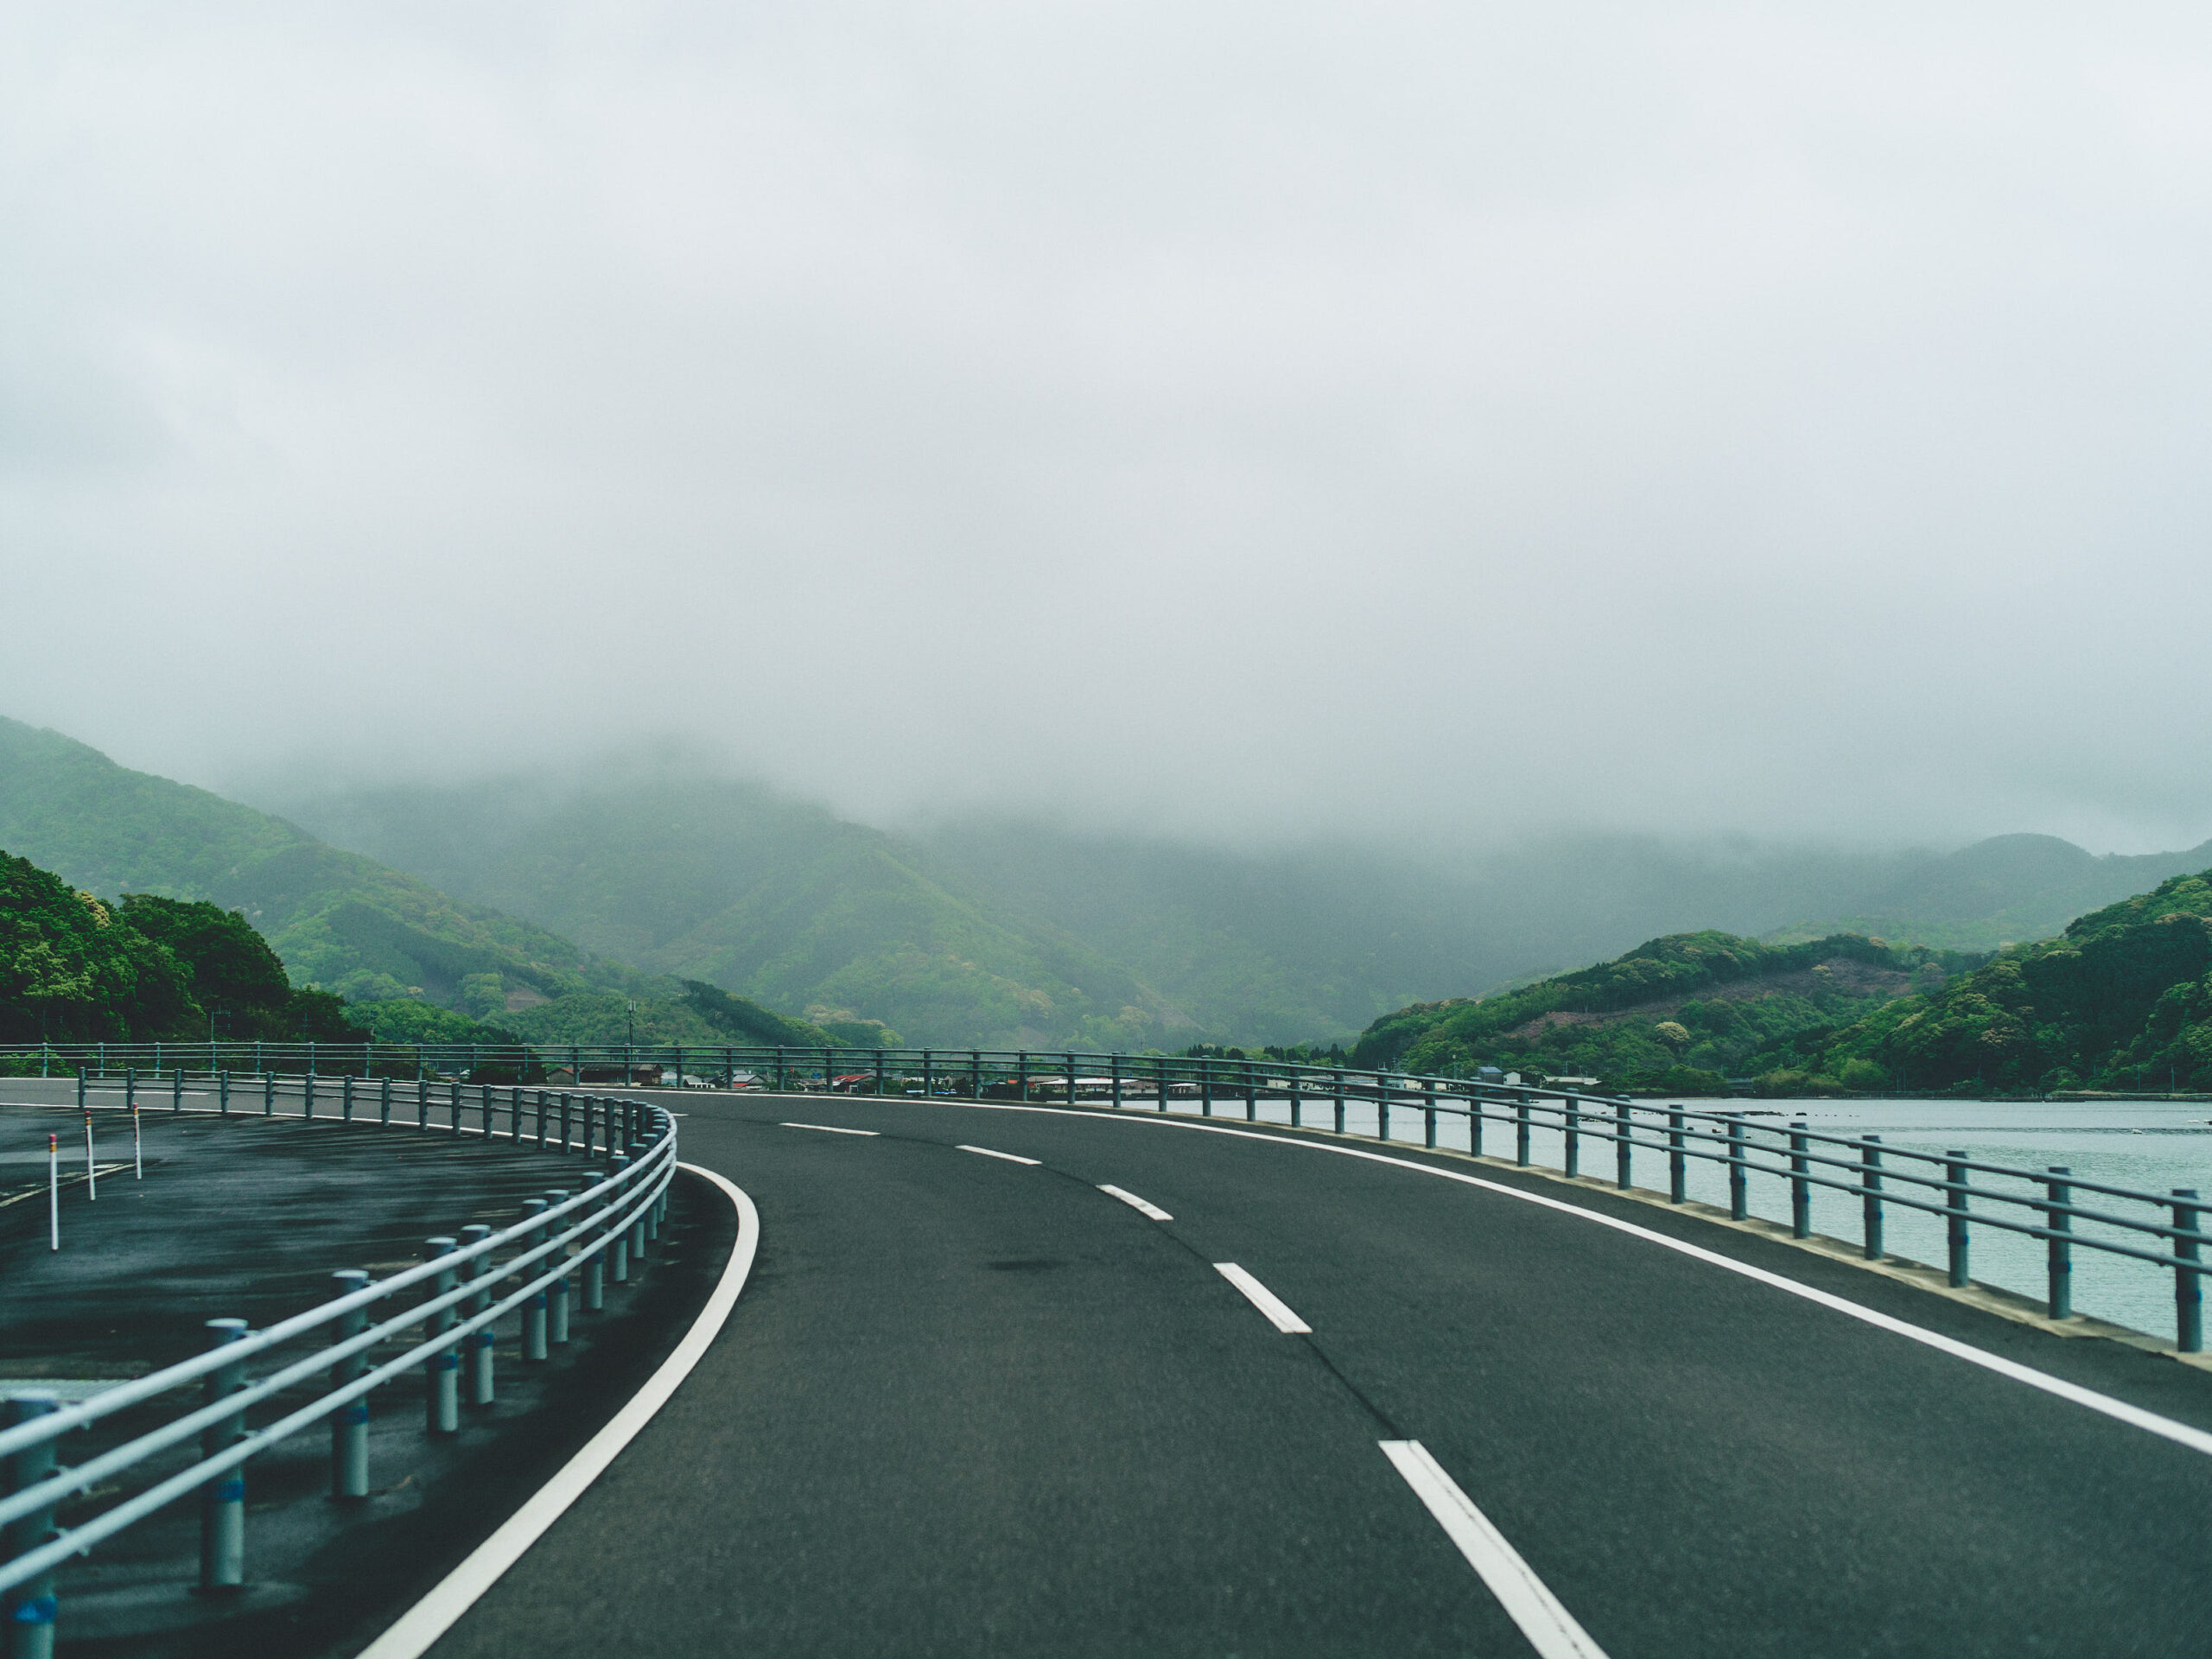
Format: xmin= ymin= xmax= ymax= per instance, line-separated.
xmin=416 ymin=1077 xmax=429 ymax=1129
xmin=4 ymin=1390 xmax=60 ymax=1657
xmin=1668 ymin=1109 xmax=1686 ymax=1202
xmin=1789 ymin=1122 xmax=1811 ymax=1237
xmin=448 ymin=1078 xmax=462 ymax=1135
xmin=1466 ymin=1088 xmax=1481 ymax=1155
xmin=199 ymin=1319 xmax=250 ymax=1592
xmin=329 ymin=1270 xmax=371 ymax=1497
xmin=2175 ymin=1190 xmax=2203 ymax=1353
xmin=1616 ymin=1101 xmax=1632 ymax=1190
xmin=423 ymin=1237 xmax=460 ymax=1434
xmin=1246 ymin=1063 xmax=1258 ymax=1123
xmin=461 ymin=1224 xmax=496 ymax=1405
xmin=1198 ymin=1058 xmax=1211 ymax=1117
xmin=172 ymin=1065 xmax=183 ymax=1112
xmin=546 ymin=1190 xmax=574 ymax=1341
xmin=1726 ymin=1116 xmax=1748 ymax=1220
xmin=1423 ymin=1079 xmax=1437 ymax=1148
xmin=609 ymin=1155 xmax=632 ymax=1281
xmin=1862 ymin=1137 xmax=1885 ymax=1259
xmin=342 ymin=1073 xmax=354 ymax=1122
xmin=1333 ymin=1070 xmax=1346 ymax=1134
xmin=1562 ymin=1095 xmax=1580 ymax=1178
xmin=1945 ymin=1151 xmax=1970 ymax=1288
xmin=264 ymin=1071 xmax=275 ymax=1116
xmin=219 ymin=1070 xmax=231 ymax=1115
xmin=303 ymin=1071 xmax=315 ymax=1121
xmin=75 ymin=1066 xmax=86 ymax=1112
xmin=1288 ymin=1068 xmax=1301 ymax=1128
xmin=1376 ymin=1075 xmax=1389 ymax=1142
xmin=583 ymin=1179 xmax=609 ymax=1311
xmin=1516 ymin=1090 xmax=1531 ymax=1166
xmin=521 ymin=1200 xmax=550 ymax=1361
xmin=379 ymin=1077 xmax=392 ymax=1127
xmin=2044 ymin=1166 xmax=2072 ymax=1318
xmin=124 ymin=1065 xmax=136 ymax=1115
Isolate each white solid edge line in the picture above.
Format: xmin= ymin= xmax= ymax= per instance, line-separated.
xmin=956 ymin=1143 xmax=1040 ymax=1166
xmin=1214 ymin=1262 xmax=1313 ymax=1333
xmin=1098 ymin=1183 xmax=1173 ymax=1221
xmin=780 ymin=1122 xmax=880 ymax=1135
xmin=353 ymin=1162 xmax=760 ymax=1659
xmin=950 ymin=1101 xmax=2212 ymax=1460
xmin=1380 ymin=1440 xmax=1610 ymax=1659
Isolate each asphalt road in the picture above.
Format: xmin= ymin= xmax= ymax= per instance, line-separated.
xmin=426 ymin=1091 xmax=2212 ymax=1658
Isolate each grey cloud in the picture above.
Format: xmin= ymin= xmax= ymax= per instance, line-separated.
xmin=3 ymin=2 xmax=2211 ymax=855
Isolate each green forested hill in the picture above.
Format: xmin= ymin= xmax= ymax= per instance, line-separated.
xmin=1354 ymin=865 xmax=2212 ymax=1098
xmin=1350 ymin=931 xmax=1978 ymax=1095
xmin=0 ymin=719 xmax=632 ymax=1014
xmin=256 ymin=753 xmax=2212 ymax=1052
xmin=1792 ymin=868 xmax=2212 ymax=1095
xmin=259 ymin=770 xmax=1196 ymax=1049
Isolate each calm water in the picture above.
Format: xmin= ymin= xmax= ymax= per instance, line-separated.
xmin=1122 ymin=1089 xmax=2212 ymax=1339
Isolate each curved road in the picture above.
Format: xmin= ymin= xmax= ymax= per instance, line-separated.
xmin=425 ymin=1091 xmax=2212 ymax=1657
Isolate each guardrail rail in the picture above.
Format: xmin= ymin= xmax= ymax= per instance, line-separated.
xmin=0 ymin=1075 xmax=677 ymax=1655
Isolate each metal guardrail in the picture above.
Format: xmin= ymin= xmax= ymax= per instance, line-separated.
xmin=7 ymin=1040 xmax=2209 ymax=1357
xmin=0 ymin=1075 xmax=677 ymax=1654
xmin=35 ymin=1038 xmax=2171 ymax=1356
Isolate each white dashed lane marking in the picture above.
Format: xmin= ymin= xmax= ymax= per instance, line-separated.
xmin=957 ymin=1144 xmax=1041 ymax=1166
xmin=1380 ymin=1440 xmax=1611 ymax=1659
xmin=1098 ymin=1184 xmax=1173 ymax=1221
xmin=1212 ymin=1263 xmax=1311 ymax=1333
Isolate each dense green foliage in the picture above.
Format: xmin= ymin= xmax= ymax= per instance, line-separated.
xmin=114 ymin=895 xmax=291 ymax=1034
xmin=0 ymin=852 xmax=369 ymax=1046
xmin=0 ymin=854 xmax=197 ymax=1042
xmin=1351 ymin=931 xmax=1978 ymax=1095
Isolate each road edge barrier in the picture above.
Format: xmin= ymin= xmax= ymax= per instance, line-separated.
xmin=355 ymin=1164 xmax=758 ymax=1659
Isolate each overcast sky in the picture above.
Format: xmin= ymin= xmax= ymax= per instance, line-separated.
xmin=5 ymin=3 xmax=2211 ymax=855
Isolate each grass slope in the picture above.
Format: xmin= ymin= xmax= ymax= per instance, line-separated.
xmin=0 ymin=719 xmax=627 ymax=1012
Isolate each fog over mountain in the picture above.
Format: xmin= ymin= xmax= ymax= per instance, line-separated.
xmin=7 ymin=4 xmax=2212 ymax=856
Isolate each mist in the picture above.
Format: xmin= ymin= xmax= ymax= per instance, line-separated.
xmin=6 ymin=3 xmax=2212 ymax=856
